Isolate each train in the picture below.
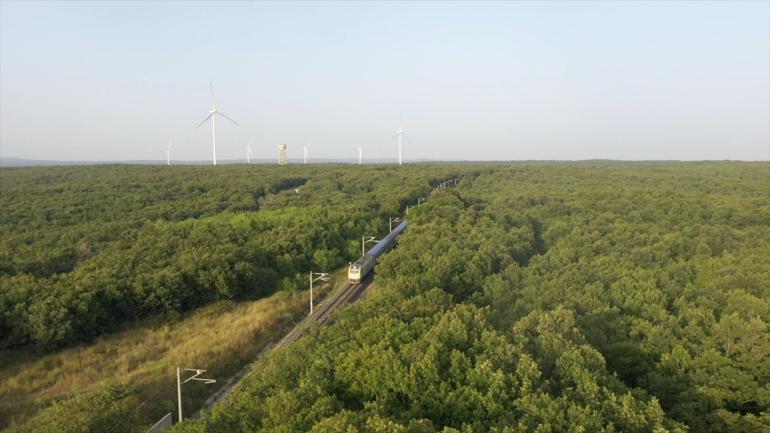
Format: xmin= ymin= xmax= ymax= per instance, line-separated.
xmin=348 ymin=219 xmax=409 ymax=282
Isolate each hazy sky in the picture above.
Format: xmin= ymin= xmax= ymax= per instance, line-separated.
xmin=1 ymin=1 xmax=768 ymax=162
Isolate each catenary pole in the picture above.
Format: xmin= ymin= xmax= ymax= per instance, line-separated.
xmin=177 ymin=367 xmax=183 ymax=422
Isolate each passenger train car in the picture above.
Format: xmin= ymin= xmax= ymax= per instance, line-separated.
xmin=348 ymin=219 xmax=408 ymax=282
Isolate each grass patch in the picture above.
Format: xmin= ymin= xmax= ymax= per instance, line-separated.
xmin=0 ymin=267 xmax=346 ymax=432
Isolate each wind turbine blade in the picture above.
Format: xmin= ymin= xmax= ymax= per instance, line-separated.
xmin=209 ymin=80 xmax=216 ymax=108
xmin=216 ymin=111 xmax=239 ymax=126
xmin=196 ymin=112 xmax=214 ymax=128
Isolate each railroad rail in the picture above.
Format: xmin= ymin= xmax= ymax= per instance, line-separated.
xmin=157 ymin=176 xmax=465 ymax=429
xmin=199 ymin=177 xmax=461 ymax=413
xmin=275 ymin=278 xmax=367 ymax=349
xmin=200 ymin=277 xmax=370 ymax=411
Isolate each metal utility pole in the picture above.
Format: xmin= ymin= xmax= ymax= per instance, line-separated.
xmin=389 ymin=217 xmax=401 ymax=232
xmin=309 ymin=271 xmax=330 ymax=315
xmin=176 ymin=367 xmax=216 ymax=423
xmin=362 ymin=236 xmax=378 ymax=256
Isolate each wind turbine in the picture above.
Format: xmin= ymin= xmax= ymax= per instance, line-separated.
xmin=246 ymin=140 xmax=253 ymax=163
xmin=166 ymin=140 xmax=173 ymax=166
xmin=196 ymin=81 xmax=239 ymax=165
xmin=358 ymin=146 xmax=362 ymax=165
xmin=394 ymin=126 xmax=409 ymax=166
xmin=303 ymin=145 xmax=309 ymax=164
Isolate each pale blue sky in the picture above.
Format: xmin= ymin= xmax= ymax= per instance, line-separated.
xmin=1 ymin=0 xmax=768 ymax=162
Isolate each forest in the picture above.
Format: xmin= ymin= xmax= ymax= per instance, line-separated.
xmin=1 ymin=162 xmax=768 ymax=433
xmin=0 ymin=164 xmax=462 ymax=352
xmin=169 ymin=162 xmax=768 ymax=433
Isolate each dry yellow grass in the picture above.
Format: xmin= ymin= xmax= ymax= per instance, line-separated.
xmin=0 ymin=269 xmax=343 ymax=430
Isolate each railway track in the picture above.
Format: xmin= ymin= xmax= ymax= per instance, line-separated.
xmin=199 ymin=182 xmax=457 ymax=413
xmin=274 ymin=279 xmax=362 ymax=349
xmin=162 ymin=182 xmax=463 ymax=426
xmin=200 ymin=278 xmax=368 ymax=411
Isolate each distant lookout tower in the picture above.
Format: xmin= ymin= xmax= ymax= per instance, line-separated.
xmin=278 ymin=144 xmax=288 ymax=165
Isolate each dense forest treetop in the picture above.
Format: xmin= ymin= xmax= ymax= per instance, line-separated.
xmin=1 ymin=162 xmax=768 ymax=433
xmin=0 ymin=164 xmax=467 ymax=351
xmin=0 ymin=164 xmax=471 ymax=280
xmin=166 ymin=162 xmax=768 ymax=433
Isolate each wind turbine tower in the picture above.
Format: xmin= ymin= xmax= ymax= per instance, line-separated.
xmin=394 ymin=126 xmax=407 ymax=166
xmin=196 ymin=81 xmax=239 ymax=165
xmin=278 ymin=144 xmax=288 ymax=165
xmin=246 ymin=140 xmax=253 ymax=163
xmin=166 ymin=140 xmax=173 ymax=166
xmin=303 ymin=145 xmax=309 ymax=164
